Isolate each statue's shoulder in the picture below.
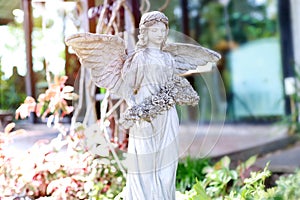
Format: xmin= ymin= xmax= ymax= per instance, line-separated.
xmin=122 ymin=49 xmax=145 ymax=71
xmin=128 ymin=49 xmax=146 ymax=62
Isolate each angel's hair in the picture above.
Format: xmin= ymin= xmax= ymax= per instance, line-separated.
xmin=136 ymin=11 xmax=169 ymax=50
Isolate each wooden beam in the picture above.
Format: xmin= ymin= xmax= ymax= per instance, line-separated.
xmin=0 ymin=18 xmax=13 ymax=25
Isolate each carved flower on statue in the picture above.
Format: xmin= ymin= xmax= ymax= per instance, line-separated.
xmin=168 ymin=96 xmax=175 ymax=105
xmin=119 ymin=75 xmax=200 ymax=129
xmin=151 ymin=96 xmax=159 ymax=104
xmin=137 ymin=108 xmax=144 ymax=117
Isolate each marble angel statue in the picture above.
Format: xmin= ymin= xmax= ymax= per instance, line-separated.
xmin=66 ymin=11 xmax=220 ymax=200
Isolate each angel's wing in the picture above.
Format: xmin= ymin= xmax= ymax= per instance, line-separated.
xmin=65 ymin=32 xmax=127 ymax=90
xmin=162 ymin=43 xmax=221 ymax=74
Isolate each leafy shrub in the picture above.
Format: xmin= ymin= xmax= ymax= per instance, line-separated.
xmin=202 ymin=156 xmax=239 ymax=198
xmin=177 ymin=156 xmax=275 ymax=200
xmin=0 ymin=69 xmax=27 ymax=111
xmin=176 ymin=156 xmax=211 ymax=192
xmin=178 ymin=157 xmax=300 ymax=200
xmin=0 ymin=124 xmax=125 ymax=199
xmin=15 ymin=75 xmax=78 ymax=126
xmin=273 ymin=170 xmax=300 ymax=199
xmin=3 ymin=73 xmax=128 ymax=199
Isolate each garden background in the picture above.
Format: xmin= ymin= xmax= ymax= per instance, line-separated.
xmin=1 ymin=0 xmax=300 ymax=199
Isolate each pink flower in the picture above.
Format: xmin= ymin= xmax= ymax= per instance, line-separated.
xmin=15 ymin=96 xmax=36 ymax=119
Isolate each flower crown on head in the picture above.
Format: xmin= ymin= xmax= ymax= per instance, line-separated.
xmin=139 ymin=11 xmax=169 ymax=26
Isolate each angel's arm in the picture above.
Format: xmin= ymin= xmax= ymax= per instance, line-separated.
xmin=113 ymin=52 xmax=145 ymax=102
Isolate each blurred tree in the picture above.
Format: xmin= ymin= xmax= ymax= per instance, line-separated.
xmin=0 ymin=67 xmax=26 ymax=110
xmin=195 ymin=0 xmax=278 ymax=47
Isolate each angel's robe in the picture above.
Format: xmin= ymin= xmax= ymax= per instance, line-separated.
xmin=116 ymin=47 xmax=179 ymax=200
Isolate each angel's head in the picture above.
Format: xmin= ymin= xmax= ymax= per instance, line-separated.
xmin=136 ymin=11 xmax=169 ymax=50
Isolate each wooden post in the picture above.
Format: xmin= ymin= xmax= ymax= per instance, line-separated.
xmin=22 ymin=0 xmax=36 ymax=123
xmin=180 ymin=0 xmax=189 ymax=36
xmin=87 ymin=0 xmax=96 ymax=33
xmin=22 ymin=0 xmax=35 ymax=98
xmin=127 ymin=0 xmax=141 ymax=28
xmin=278 ymin=0 xmax=294 ymax=115
xmin=125 ymin=0 xmax=140 ymax=52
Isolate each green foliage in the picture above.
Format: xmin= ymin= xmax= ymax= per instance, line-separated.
xmin=0 ymin=63 xmax=26 ymax=110
xmin=176 ymin=156 xmax=211 ymax=192
xmin=238 ymin=164 xmax=272 ymax=199
xmin=192 ymin=180 xmax=211 ymax=200
xmin=202 ymin=156 xmax=239 ymax=198
xmin=273 ymin=170 xmax=300 ymax=199
xmin=177 ymin=155 xmax=276 ymax=200
xmin=177 ymin=180 xmax=211 ymax=200
xmin=197 ymin=0 xmax=278 ymax=47
xmin=0 ymin=25 xmax=26 ymax=110
xmin=3 ymin=122 xmax=300 ymax=200
xmin=0 ymin=77 xmax=26 ymax=110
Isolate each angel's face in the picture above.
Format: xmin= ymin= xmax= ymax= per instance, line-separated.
xmin=146 ymin=22 xmax=167 ymax=49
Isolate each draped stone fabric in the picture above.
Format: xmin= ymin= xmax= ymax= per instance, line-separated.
xmin=117 ymin=48 xmax=180 ymax=200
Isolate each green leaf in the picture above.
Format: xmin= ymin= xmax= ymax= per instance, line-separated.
xmin=192 ymin=180 xmax=211 ymax=200
xmin=244 ymin=155 xmax=257 ymax=168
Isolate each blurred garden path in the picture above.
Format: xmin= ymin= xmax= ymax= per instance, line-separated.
xmin=5 ymin=122 xmax=299 ymax=173
xmin=179 ymin=123 xmax=300 ymax=174
xmin=4 ymin=122 xmax=60 ymax=157
xmin=255 ymin=141 xmax=300 ymax=173
xmin=178 ymin=123 xmax=289 ymax=158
